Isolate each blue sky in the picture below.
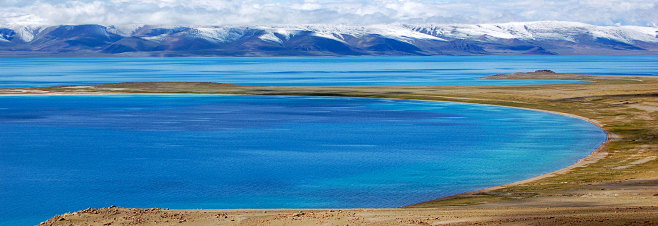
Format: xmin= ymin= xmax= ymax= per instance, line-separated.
xmin=1 ymin=0 xmax=656 ymax=26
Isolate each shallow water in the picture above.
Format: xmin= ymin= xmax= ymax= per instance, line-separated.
xmin=0 ymin=55 xmax=656 ymax=87
xmin=0 ymin=95 xmax=606 ymax=225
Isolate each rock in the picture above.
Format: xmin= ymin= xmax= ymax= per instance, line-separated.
xmin=535 ymin=70 xmax=556 ymax=73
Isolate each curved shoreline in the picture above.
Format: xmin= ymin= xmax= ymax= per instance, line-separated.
xmin=0 ymin=92 xmax=613 ymax=208
xmin=403 ymin=101 xmax=614 ymax=206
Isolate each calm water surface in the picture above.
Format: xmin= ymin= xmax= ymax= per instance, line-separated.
xmin=0 ymin=95 xmax=606 ymax=225
xmin=2 ymin=55 xmax=645 ymax=224
xmin=0 ymin=55 xmax=656 ymax=87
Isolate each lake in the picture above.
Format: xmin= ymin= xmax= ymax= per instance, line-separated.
xmin=0 ymin=55 xmax=656 ymax=88
xmin=0 ymin=95 xmax=606 ymax=225
xmin=2 ymin=55 xmax=650 ymax=225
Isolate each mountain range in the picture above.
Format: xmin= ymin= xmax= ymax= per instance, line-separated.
xmin=1 ymin=21 xmax=656 ymax=57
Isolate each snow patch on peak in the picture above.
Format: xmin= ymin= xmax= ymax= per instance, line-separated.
xmin=271 ymin=28 xmax=303 ymax=38
xmin=588 ymin=25 xmax=657 ymax=43
xmin=259 ymin=32 xmax=282 ymax=43
xmin=6 ymin=25 xmax=47 ymax=42
xmin=406 ymin=21 xmax=658 ymax=44
xmin=312 ymin=32 xmax=347 ymax=43
xmin=192 ymin=27 xmax=248 ymax=43
xmin=370 ymin=24 xmax=445 ymax=42
xmin=256 ymin=26 xmax=303 ymax=43
xmin=106 ymin=24 xmax=145 ymax=36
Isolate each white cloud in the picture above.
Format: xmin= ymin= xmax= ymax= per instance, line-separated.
xmin=0 ymin=0 xmax=656 ymax=26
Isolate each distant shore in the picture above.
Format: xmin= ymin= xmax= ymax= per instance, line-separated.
xmin=2 ymin=71 xmax=656 ymax=225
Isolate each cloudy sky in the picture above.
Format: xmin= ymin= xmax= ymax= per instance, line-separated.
xmin=1 ymin=0 xmax=656 ymax=26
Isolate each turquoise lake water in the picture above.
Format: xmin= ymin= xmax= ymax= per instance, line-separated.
xmin=0 ymin=95 xmax=606 ymax=225
xmin=0 ymin=55 xmax=656 ymax=87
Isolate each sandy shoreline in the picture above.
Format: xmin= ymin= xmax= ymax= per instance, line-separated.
xmin=411 ymin=107 xmax=613 ymax=206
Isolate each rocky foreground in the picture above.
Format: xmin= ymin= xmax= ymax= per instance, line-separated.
xmin=41 ymin=206 xmax=658 ymax=225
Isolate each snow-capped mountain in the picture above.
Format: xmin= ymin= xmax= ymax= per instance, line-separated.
xmin=0 ymin=21 xmax=656 ymax=57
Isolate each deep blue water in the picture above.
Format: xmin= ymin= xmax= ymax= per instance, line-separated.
xmin=0 ymin=95 xmax=606 ymax=225
xmin=0 ymin=55 xmax=656 ymax=87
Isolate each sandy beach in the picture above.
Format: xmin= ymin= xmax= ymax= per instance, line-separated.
xmin=3 ymin=71 xmax=655 ymax=225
